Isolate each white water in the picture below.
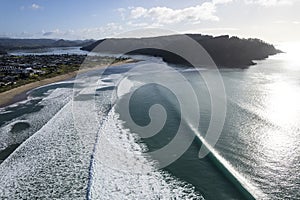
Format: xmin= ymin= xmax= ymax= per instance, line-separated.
xmin=0 ymin=101 xmax=95 ymax=199
xmin=0 ymin=68 xmax=204 ymax=199
xmin=89 ymin=108 xmax=203 ymax=200
xmin=0 ymin=88 xmax=72 ymax=151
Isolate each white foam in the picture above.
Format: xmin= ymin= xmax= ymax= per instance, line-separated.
xmin=0 ymin=63 xmax=205 ymax=199
xmin=0 ymin=88 xmax=72 ymax=151
xmin=0 ymin=120 xmax=30 ymax=151
xmin=0 ymin=98 xmax=98 ymax=199
xmin=89 ymin=108 xmax=204 ymax=200
xmin=116 ymin=76 xmax=140 ymax=98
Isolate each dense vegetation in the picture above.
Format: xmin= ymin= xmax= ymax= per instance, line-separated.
xmin=81 ymin=34 xmax=282 ymax=68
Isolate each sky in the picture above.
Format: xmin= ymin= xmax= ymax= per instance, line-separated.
xmin=0 ymin=0 xmax=300 ymax=43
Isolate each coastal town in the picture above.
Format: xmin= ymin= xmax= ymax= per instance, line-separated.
xmin=0 ymin=54 xmax=128 ymax=92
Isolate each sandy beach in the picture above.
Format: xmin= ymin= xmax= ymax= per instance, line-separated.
xmin=0 ymin=59 xmax=135 ymax=108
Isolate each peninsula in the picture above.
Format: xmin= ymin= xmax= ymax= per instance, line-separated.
xmin=81 ymin=34 xmax=282 ymax=68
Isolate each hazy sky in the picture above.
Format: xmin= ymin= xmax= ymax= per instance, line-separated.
xmin=1 ymin=0 xmax=300 ymax=43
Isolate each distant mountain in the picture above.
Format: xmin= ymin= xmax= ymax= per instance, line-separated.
xmin=0 ymin=38 xmax=95 ymax=51
xmin=81 ymin=34 xmax=282 ymax=68
xmin=52 ymin=39 xmax=95 ymax=47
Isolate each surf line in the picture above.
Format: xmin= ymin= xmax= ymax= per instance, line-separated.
xmin=85 ymin=103 xmax=113 ymax=200
xmin=189 ymin=124 xmax=262 ymax=200
xmin=86 ymin=122 xmax=100 ymax=200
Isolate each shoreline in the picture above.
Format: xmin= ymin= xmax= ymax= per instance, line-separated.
xmin=0 ymin=59 xmax=136 ymax=108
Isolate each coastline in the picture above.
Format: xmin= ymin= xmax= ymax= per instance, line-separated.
xmin=0 ymin=59 xmax=136 ymax=108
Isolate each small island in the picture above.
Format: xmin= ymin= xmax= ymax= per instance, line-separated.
xmin=81 ymin=34 xmax=282 ymax=68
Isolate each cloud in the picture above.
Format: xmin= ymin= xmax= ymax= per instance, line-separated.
xmin=42 ymin=32 xmax=54 ymax=36
xmin=20 ymin=3 xmax=43 ymax=11
xmin=30 ymin=3 xmax=43 ymax=10
xmin=129 ymin=4 xmax=219 ymax=24
xmin=126 ymin=21 xmax=149 ymax=27
xmin=194 ymin=27 xmax=239 ymax=31
xmin=273 ymin=20 xmax=300 ymax=25
xmin=274 ymin=20 xmax=287 ymax=23
xmin=244 ymin=0 xmax=293 ymax=6
xmin=130 ymin=7 xmax=148 ymax=19
xmin=42 ymin=29 xmax=61 ymax=36
xmin=180 ymin=27 xmax=239 ymax=36
xmin=118 ymin=0 xmax=232 ymax=26
xmin=39 ymin=23 xmax=124 ymax=39
xmin=213 ymin=0 xmax=234 ymax=4
xmin=116 ymin=8 xmax=126 ymax=20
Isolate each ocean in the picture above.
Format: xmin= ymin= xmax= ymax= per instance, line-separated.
xmin=0 ymin=45 xmax=299 ymax=199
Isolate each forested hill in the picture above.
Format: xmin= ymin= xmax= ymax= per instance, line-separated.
xmin=0 ymin=38 xmax=94 ymax=52
xmin=81 ymin=34 xmax=282 ymax=68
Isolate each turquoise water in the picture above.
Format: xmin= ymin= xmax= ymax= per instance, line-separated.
xmin=0 ymin=46 xmax=299 ymax=199
xmin=113 ymin=45 xmax=300 ymax=199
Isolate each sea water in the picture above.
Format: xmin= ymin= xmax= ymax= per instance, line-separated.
xmin=0 ymin=45 xmax=299 ymax=199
